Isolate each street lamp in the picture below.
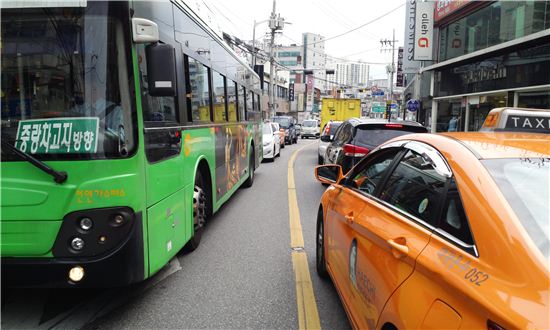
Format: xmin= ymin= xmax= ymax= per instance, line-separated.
xmin=251 ymin=19 xmax=268 ymax=68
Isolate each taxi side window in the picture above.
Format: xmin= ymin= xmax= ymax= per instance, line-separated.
xmin=351 ymin=149 xmax=401 ymax=195
xmin=439 ymin=180 xmax=475 ymax=246
xmin=380 ymin=149 xmax=447 ymax=227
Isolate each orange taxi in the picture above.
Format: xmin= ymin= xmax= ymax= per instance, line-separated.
xmin=314 ymin=132 xmax=549 ymax=329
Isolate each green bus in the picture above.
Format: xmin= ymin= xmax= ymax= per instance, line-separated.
xmin=1 ymin=0 xmax=263 ymax=287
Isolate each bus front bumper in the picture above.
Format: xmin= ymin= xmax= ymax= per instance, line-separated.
xmin=1 ymin=212 xmax=145 ymax=288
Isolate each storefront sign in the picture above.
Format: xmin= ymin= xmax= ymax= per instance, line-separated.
xmin=289 ymin=83 xmax=295 ymax=101
xmin=435 ymin=42 xmax=550 ymax=97
xmin=414 ymin=1 xmax=434 ymax=61
xmin=396 ymin=47 xmax=404 ymax=87
xmin=461 ymin=65 xmax=507 ymax=84
xmin=403 ymin=0 xmax=421 ymax=73
xmin=435 ymin=0 xmax=472 ymax=22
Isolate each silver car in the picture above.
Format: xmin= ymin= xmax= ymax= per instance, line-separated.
xmin=318 ymin=121 xmax=342 ymax=164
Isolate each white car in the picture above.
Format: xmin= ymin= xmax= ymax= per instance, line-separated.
xmin=300 ymin=119 xmax=320 ymax=139
xmin=318 ymin=121 xmax=342 ymax=164
xmin=262 ymin=123 xmax=280 ymax=161
xmin=271 ymin=122 xmax=285 ymax=149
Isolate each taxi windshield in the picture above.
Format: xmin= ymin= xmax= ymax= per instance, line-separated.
xmin=1 ymin=2 xmax=135 ymax=160
xmin=482 ymin=158 xmax=550 ymax=259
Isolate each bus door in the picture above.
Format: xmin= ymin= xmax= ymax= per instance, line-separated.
xmin=137 ymin=40 xmax=188 ymax=276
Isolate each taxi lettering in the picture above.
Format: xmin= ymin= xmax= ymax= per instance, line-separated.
xmin=506 ymin=116 xmax=550 ymax=131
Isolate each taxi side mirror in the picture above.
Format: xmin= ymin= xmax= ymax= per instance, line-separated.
xmin=314 ymin=165 xmax=343 ymax=184
xmin=320 ymin=135 xmax=332 ymax=142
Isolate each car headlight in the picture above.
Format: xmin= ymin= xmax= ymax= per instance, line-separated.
xmin=263 ymin=140 xmax=271 ymax=146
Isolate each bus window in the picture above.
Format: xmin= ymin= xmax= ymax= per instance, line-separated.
xmin=238 ymin=85 xmax=246 ymax=122
xmin=254 ymin=93 xmax=260 ymax=111
xmin=187 ymin=57 xmax=211 ymax=123
xmin=227 ymin=81 xmax=238 ymax=122
xmin=212 ymin=71 xmax=226 ymax=123
xmin=246 ymin=90 xmax=253 ymax=121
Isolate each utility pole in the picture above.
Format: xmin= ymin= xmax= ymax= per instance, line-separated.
xmin=267 ymin=0 xmax=285 ymax=119
xmin=380 ymin=29 xmax=397 ymax=121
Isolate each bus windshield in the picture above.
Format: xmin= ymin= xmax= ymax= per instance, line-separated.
xmin=1 ymin=2 xmax=136 ymax=160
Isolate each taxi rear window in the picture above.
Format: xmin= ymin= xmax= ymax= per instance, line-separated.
xmin=482 ymin=158 xmax=550 ymax=259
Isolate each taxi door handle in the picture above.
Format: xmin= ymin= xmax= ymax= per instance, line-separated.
xmin=345 ymin=213 xmax=354 ymax=225
xmin=387 ymin=238 xmax=409 ymax=258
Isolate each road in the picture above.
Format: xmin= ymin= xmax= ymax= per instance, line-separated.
xmin=1 ymin=139 xmax=350 ymax=330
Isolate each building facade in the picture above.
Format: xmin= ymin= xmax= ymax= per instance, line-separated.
xmin=335 ymin=62 xmax=369 ymax=87
xmin=425 ymin=0 xmax=550 ymax=133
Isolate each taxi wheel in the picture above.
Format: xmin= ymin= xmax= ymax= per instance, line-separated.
xmin=316 ymin=209 xmax=329 ymax=279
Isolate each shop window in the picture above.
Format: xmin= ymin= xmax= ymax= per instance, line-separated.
xmin=438 ymin=1 xmax=550 ymax=61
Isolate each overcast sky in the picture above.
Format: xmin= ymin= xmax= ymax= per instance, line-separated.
xmin=191 ymin=0 xmax=406 ymax=79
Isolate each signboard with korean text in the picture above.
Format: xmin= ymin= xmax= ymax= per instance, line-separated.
xmin=435 ymin=0 xmax=472 ymax=22
xmin=403 ymin=0 xmax=421 ymax=74
xmin=15 ymin=117 xmax=99 ymax=154
xmin=289 ymin=83 xmax=295 ymax=101
xmin=396 ymin=47 xmax=404 ymax=87
xmin=414 ymin=1 xmax=434 ymax=61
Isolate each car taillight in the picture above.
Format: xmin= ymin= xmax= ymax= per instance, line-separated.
xmin=324 ymin=124 xmax=330 ymax=134
xmin=487 ymin=320 xmax=505 ymax=330
xmin=343 ymin=144 xmax=370 ymax=157
xmin=385 ymin=124 xmax=403 ymax=128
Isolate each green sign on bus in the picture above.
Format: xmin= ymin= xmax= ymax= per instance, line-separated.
xmin=15 ymin=117 xmax=99 ymax=154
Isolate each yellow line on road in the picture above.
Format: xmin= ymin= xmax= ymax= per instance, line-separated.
xmin=288 ymin=143 xmax=321 ymax=330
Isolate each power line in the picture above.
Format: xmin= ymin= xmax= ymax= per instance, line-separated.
xmin=303 ymin=3 xmax=404 ymax=47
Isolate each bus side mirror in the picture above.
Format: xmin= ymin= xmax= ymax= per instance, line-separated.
xmin=145 ymin=43 xmax=177 ymax=97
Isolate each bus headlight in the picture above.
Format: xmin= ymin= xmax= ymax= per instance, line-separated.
xmin=69 ymin=266 xmax=85 ymax=282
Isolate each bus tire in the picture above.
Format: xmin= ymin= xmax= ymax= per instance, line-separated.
xmin=185 ymin=171 xmax=207 ymax=251
xmin=242 ymin=148 xmax=255 ymax=188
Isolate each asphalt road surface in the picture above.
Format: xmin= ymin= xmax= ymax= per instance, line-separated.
xmin=1 ymin=139 xmax=350 ymax=329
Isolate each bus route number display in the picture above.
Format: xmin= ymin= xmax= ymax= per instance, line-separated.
xmin=15 ymin=117 xmax=99 ymax=154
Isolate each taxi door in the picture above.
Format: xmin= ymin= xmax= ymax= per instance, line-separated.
xmin=326 ymin=147 xmax=403 ymax=327
xmin=346 ymin=143 xmax=448 ymax=328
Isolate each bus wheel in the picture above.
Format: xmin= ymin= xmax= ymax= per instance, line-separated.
xmin=185 ymin=172 xmax=207 ymax=251
xmin=242 ymin=149 xmax=255 ymax=188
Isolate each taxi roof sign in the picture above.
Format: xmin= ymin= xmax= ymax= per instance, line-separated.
xmin=480 ymin=107 xmax=550 ymax=134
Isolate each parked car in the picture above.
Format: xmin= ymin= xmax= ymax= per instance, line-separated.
xmin=262 ymin=123 xmax=280 ymax=161
xmin=480 ymin=107 xmax=550 ymax=133
xmin=314 ymin=132 xmax=550 ymax=330
xmin=295 ymin=123 xmax=302 ymax=137
xmin=271 ymin=122 xmax=285 ymax=149
xmin=301 ymin=119 xmax=320 ymax=139
xmin=324 ymin=118 xmax=428 ymax=173
xmin=318 ymin=121 xmax=342 ymax=165
xmin=272 ymin=116 xmax=297 ymax=144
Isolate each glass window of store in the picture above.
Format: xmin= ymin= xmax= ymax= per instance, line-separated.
xmin=518 ymin=90 xmax=550 ymax=109
xmin=436 ymin=100 xmax=466 ymax=132
xmin=439 ymin=1 xmax=550 ymax=61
